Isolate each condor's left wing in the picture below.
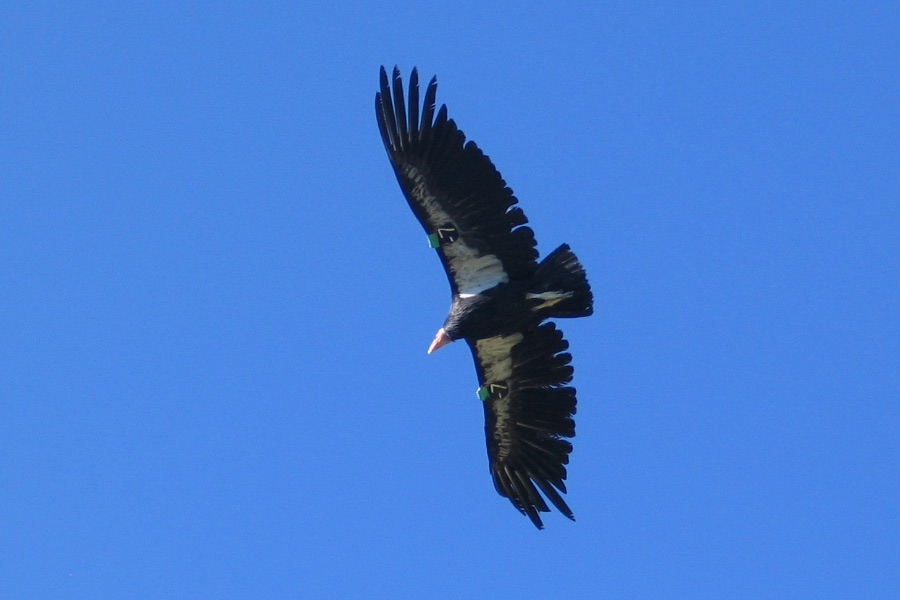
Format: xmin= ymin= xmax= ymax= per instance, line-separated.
xmin=467 ymin=323 xmax=578 ymax=529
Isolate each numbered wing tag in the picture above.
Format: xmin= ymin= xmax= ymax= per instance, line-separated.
xmin=427 ymin=224 xmax=460 ymax=248
xmin=477 ymin=382 xmax=510 ymax=402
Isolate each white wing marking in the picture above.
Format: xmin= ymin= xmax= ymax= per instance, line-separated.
xmin=446 ymin=247 xmax=508 ymax=295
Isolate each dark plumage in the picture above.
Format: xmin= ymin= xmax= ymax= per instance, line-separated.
xmin=375 ymin=66 xmax=593 ymax=529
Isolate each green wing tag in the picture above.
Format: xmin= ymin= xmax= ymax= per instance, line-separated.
xmin=426 ymin=224 xmax=459 ymax=248
xmin=476 ymin=382 xmax=509 ymax=402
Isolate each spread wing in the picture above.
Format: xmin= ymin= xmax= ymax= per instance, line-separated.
xmin=467 ymin=323 xmax=577 ymax=529
xmin=375 ymin=66 xmax=539 ymax=295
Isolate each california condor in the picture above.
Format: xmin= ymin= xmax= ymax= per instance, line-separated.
xmin=375 ymin=67 xmax=593 ymax=529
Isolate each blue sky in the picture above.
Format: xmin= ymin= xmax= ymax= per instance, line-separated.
xmin=2 ymin=2 xmax=898 ymax=598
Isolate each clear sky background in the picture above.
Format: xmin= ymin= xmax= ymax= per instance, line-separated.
xmin=2 ymin=2 xmax=898 ymax=598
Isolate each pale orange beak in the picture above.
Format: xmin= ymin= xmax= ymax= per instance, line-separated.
xmin=427 ymin=328 xmax=452 ymax=354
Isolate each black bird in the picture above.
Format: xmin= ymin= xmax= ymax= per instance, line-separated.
xmin=375 ymin=67 xmax=593 ymax=529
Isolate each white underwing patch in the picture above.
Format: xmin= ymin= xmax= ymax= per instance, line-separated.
xmin=448 ymin=250 xmax=507 ymax=295
xmin=475 ymin=332 xmax=522 ymax=382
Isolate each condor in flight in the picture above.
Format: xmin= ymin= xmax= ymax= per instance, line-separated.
xmin=375 ymin=67 xmax=593 ymax=529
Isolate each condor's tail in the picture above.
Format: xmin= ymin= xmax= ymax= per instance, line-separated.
xmin=529 ymin=244 xmax=594 ymax=318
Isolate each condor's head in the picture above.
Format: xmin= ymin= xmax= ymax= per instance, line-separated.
xmin=426 ymin=295 xmax=487 ymax=354
xmin=427 ymin=327 xmax=453 ymax=354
